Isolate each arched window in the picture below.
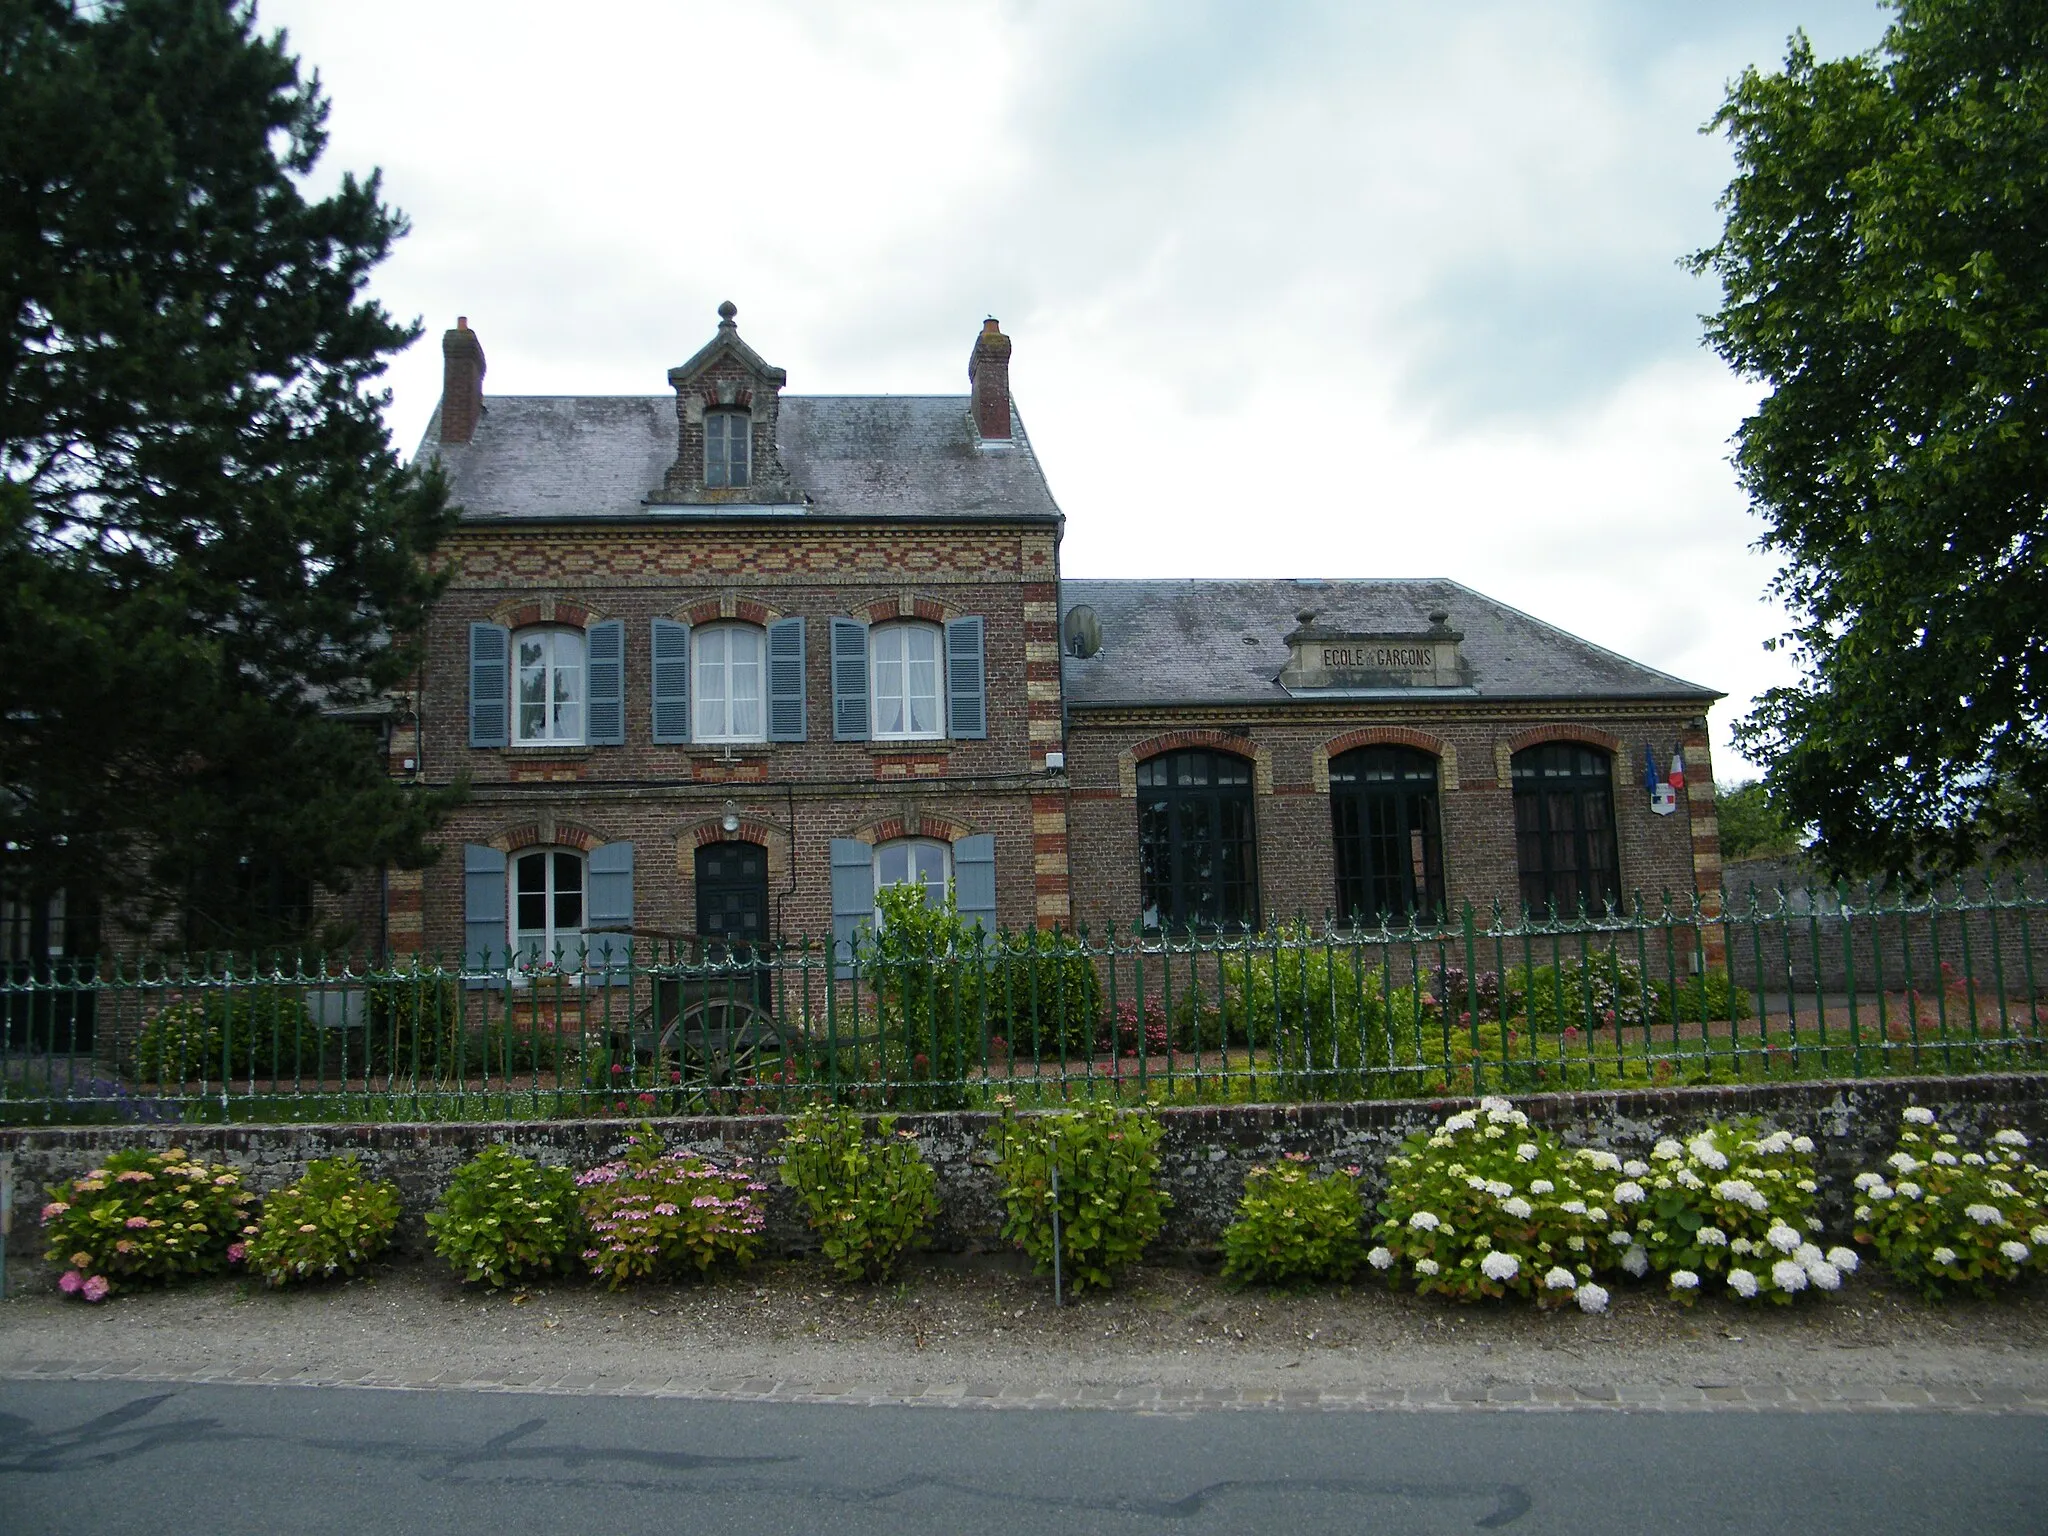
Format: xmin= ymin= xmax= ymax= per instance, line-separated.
xmin=1511 ymin=742 xmax=1621 ymax=915
xmin=515 ymin=627 xmax=583 ymax=745
xmin=874 ymin=838 xmax=949 ymax=913
xmin=705 ymin=408 xmax=751 ymax=488
xmin=1137 ymin=748 xmax=1257 ymax=930
xmin=692 ymin=623 xmax=765 ymax=742
xmin=870 ymin=623 xmax=944 ymax=740
xmin=512 ymin=847 xmax=584 ymax=972
xmin=1330 ymin=746 xmax=1444 ymax=924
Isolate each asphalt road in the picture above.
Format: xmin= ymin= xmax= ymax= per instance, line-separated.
xmin=0 ymin=1379 xmax=2041 ymax=1535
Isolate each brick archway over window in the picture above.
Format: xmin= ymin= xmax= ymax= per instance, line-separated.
xmin=500 ymin=818 xmax=603 ymax=854
xmin=846 ymin=811 xmax=975 ymax=846
xmin=858 ymin=591 xmax=959 ymax=625
xmin=1314 ymin=726 xmax=1459 ymax=793
xmin=676 ymin=593 xmax=782 ymax=627
xmin=1119 ymin=729 xmax=1273 ymax=798
xmin=490 ymin=596 xmax=612 ymax=631
xmin=1495 ymin=724 xmax=1624 ymax=789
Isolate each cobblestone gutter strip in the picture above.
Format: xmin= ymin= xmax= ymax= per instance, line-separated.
xmin=4 ymin=1359 xmax=2043 ymax=1415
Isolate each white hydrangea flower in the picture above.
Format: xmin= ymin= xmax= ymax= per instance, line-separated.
xmin=1367 ymin=1246 xmax=1393 ymax=1270
xmin=1575 ymin=1282 xmax=1610 ymax=1314
xmin=1727 ymin=1268 xmax=1759 ymax=1298
xmin=1500 ymin=1196 xmax=1534 ymax=1220
xmin=1902 ymin=1107 xmax=1935 ymax=1125
xmin=1671 ymin=1270 xmax=1700 ymax=1291
xmin=1481 ymin=1251 xmax=1520 ymax=1282
xmin=1485 ymin=1180 xmax=1514 ymax=1199
xmin=1465 ymin=1175 xmax=1489 ymax=1191
xmin=1443 ymin=1112 xmax=1477 ymax=1134
xmin=1730 ymin=1236 xmax=1755 ymax=1256
xmin=1699 ymin=1227 xmax=1728 ymax=1247
xmin=1895 ymin=1181 xmax=1921 ymax=1200
xmin=2032 ymin=1226 xmax=2048 ymax=1247
xmin=1931 ymin=1247 xmax=1958 ymax=1266
xmin=1887 ymin=1152 xmax=1921 ymax=1173
xmin=1771 ymin=1260 xmax=1809 ymax=1292
xmin=1993 ymin=1129 xmax=2029 ymax=1148
xmin=1543 ymin=1266 xmax=1576 ymax=1290
xmin=1408 ymin=1211 xmax=1441 ymax=1232
xmin=1609 ymin=1230 xmax=1632 ymax=1247
xmin=1753 ymin=1131 xmax=1793 ymax=1155
xmin=1807 ymin=1261 xmax=1842 ymax=1291
xmin=1796 ymin=1179 xmax=1818 ymax=1193
xmin=1652 ymin=1139 xmax=1684 ymax=1161
xmin=1999 ymin=1241 xmax=2031 ymax=1264
xmin=1965 ymin=1204 xmax=2005 ymax=1227
xmin=1853 ymin=1171 xmax=1886 ymax=1192
xmin=1415 ymin=1258 xmax=1440 ymax=1276
xmin=1962 ymin=1153 xmax=1986 ymax=1167
xmin=1805 ymin=1217 xmax=1823 ymax=1232
xmin=1938 ymin=1133 xmax=1960 ymax=1146
xmin=1791 ymin=1136 xmax=1815 ymax=1154
xmin=1479 ymin=1096 xmax=1512 ymax=1114
xmin=1516 ymin=1143 xmax=1539 ymax=1162
xmin=1676 ymin=1169 xmax=1705 ymax=1191
xmin=1794 ymin=1243 xmax=1824 ymax=1267
xmin=1826 ymin=1246 xmax=1859 ymax=1273
xmin=1622 ymin=1160 xmax=1649 ymax=1178
xmin=1588 ymin=1208 xmax=1609 ymax=1225
xmin=1530 ymin=1179 xmax=1555 ymax=1195
xmin=1767 ymin=1224 xmax=1802 ymax=1254
xmin=1561 ymin=1200 xmax=1587 ymax=1215
xmin=1714 ymin=1179 xmax=1769 ymax=1212
xmin=1991 ymin=1180 xmax=2020 ymax=1199
xmin=1428 ymin=1134 xmax=1453 ymax=1149
xmin=1612 ymin=1182 xmax=1646 ymax=1205
xmin=1622 ymin=1245 xmax=1649 ymax=1277
xmin=1583 ymin=1150 xmax=1622 ymax=1173
xmin=1932 ymin=1151 xmax=1959 ymax=1166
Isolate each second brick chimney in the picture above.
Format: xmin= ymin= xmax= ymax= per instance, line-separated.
xmin=969 ymin=317 xmax=1012 ymax=442
xmin=439 ymin=316 xmax=487 ymax=444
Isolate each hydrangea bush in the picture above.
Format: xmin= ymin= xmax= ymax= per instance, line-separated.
xmin=990 ymin=1098 xmax=1168 ymax=1294
xmin=576 ymin=1125 xmax=767 ymax=1288
xmin=1629 ymin=1122 xmax=1854 ymax=1303
xmin=41 ymin=1147 xmax=256 ymax=1301
xmin=426 ymin=1145 xmax=582 ymax=1288
xmin=779 ymin=1106 xmax=940 ymax=1283
xmin=1369 ymin=1097 xmax=1619 ymax=1312
xmin=243 ymin=1158 xmax=400 ymax=1287
xmin=1852 ymin=1108 xmax=2048 ymax=1299
xmin=1221 ymin=1153 xmax=1368 ymax=1289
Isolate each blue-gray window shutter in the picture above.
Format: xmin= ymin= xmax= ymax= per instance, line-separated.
xmin=830 ymin=837 xmax=874 ymax=979
xmin=463 ymin=844 xmax=507 ymax=988
xmin=586 ymin=840 xmax=634 ymax=980
xmin=586 ymin=620 xmax=624 ymax=745
xmin=831 ymin=618 xmax=869 ymax=741
xmin=945 ymin=616 xmax=986 ymax=740
xmin=468 ymin=623 xmax=510 ymax=748
xmin=651 ymin=619 xmax=690 ymax=744
xmin=767 ymin=616 xmax=807 ymax=741
xmin=953 ymin=833 xmax=996 ymax=934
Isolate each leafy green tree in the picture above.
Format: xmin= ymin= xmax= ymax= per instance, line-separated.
xmin=1715 ymin=779 xmax=1804 ymax=862
xmin=1691 ymin=0 xmax=2047 ymax=879
xmin=0 ymin=0 xmax=460 ymax=947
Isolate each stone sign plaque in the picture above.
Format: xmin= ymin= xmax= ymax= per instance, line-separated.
xmin=1279 ymin=617 xmax=1468 ymax=691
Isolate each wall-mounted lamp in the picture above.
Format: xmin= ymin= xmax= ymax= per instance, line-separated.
xmin=721 ymin=799 xmax=741 ymax=835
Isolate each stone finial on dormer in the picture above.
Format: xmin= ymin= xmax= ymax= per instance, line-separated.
xmin=651 ymin=301 xmax=802 ymax=505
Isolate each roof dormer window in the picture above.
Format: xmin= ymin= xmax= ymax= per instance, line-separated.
xmin=705 ymin=408 xmax=750 ymax=488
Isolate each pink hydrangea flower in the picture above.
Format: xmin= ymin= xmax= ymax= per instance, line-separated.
xmin=40 ymin=1201 xmax=68 ymax=1221
xmin=125 ymin=1216 xmax=151 ymax=1229
xmin=82 ymin=1275 xmax=110 ymax=1302
xmin=58 ymin=1270 xmax=83 ymax=1294
xmin=227 ymin=1243 xmax=247 ymax=1264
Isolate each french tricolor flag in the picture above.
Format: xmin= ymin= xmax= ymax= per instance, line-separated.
xmin=1668 ymin=747 xmax=1686 ymax=791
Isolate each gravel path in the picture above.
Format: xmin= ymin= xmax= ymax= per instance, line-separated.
xmin=4 ymin=1253 xmax=2046 ymax=1412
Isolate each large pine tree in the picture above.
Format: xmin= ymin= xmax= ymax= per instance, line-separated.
xmin=0 ymin=0 xmax=461 ymax=949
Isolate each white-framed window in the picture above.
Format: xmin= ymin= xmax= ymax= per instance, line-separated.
xmin=512 ymin=848 xmax=584 ymax=975
xmin=705 ymin=408 xmax=751 ymax=488
xmin=871 ymin=623 xmax=944 ymax=740
xmin=515 ymin=627 xmax=584 ymax=745
xmin=693 ymin=623 xmax=765 ymax=743
xmin=875 ymin=838 xmax=949 ymax=914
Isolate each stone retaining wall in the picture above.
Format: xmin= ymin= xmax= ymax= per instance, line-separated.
xmin=6 ymin=1074 xmax=2046 ymax=1262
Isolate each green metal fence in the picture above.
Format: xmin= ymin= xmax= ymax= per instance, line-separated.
xmin=2 ymin=879 xmax=2044 ymax=1125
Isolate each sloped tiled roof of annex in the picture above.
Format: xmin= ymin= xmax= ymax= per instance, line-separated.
xmin=415 ymin=395 xmax=1063 ymax=523
xmin=1059 ymin=578 xmax=1719 ymax=707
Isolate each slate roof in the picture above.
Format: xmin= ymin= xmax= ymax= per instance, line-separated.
xmin=415 ymin=395 xmax=1063 ymax=523
xmin=1059 ymin=578 xmax=1719 ymax=707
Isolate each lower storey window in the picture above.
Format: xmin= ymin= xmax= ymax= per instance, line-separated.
xmin=1137 ymin=748 xmax=1258 ymax=929
xmin=875 ymin=838 xmax=949 ymax=911
xmin=1331 ymin=746 xmax=1444 ymax=924
xmin=514 ymin=849 xmax=584 ymax=971
xmin=1512 ymin=743 xmax=1620 ymax=915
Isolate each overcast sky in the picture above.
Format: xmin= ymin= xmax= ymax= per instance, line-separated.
xmin=261 ymin=0 xmax=1898 ymax=780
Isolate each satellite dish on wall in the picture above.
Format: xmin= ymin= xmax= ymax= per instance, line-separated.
xmin=1062 ymin=605 xmax=1101 ymax=659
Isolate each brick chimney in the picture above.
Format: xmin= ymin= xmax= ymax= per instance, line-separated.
xmin=968 ymin=316 xmax=1012 ymax=442
xmin=439 ymin=316 xmax=486 ymax=444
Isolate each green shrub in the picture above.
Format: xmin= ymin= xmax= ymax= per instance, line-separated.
xmin=860 ymin=886 xmax=986 ymax=1107
xmin=779 ymin=1106 xmax=940 ymax=1282
xmin=577 ymin=1124 xmax=766 ymax=1287
xmin=990 ymin=1098 xmax=1168 ymax=1294
xmin=1661 ymin=969 xmax=1753 ymax=1023
xmin=982 ymin=929 xmax=1101 ymax=1059
xmin=131 ymin=989 xmax=316 ymax=1082
xmin=1369 ymin=1098 xmax=1620 ymax=1310
xmin=365 ymin=974 xmax=464 ymax=1076
xmin=244 ymin=1157 xmax=400 ymax=1286
xmin=1221 ymin=1156 xmax=1367 ymax=1288
xmin=1206 ymin=924 xmax=1406 ymax=1099
xmin=40 ymin=1146 xmax=257 ymax=1301
xmin=426 ymin=1145 xmax=581 ymax=1287
xmin=1631 ymin=1121 xmax=1843 ymax=1303
xmin=1852 ymin=1109 xmax=2048 ymax=1299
